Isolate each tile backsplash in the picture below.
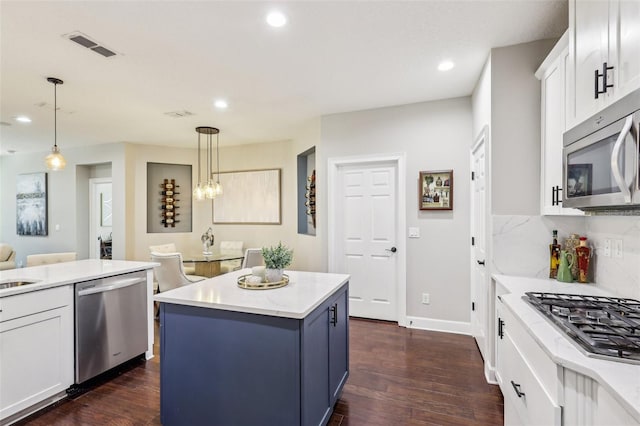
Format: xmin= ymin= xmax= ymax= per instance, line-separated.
xmin=492 ymin=214 xmax=640 ymax=300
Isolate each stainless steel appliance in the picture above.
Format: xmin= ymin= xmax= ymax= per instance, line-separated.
xmin=563 ymin=88 xmax=640 ymax=211
xmin=75 ymin=271 xmax=148 ymax=383
xmin=524 ymin=292 xmax=640 ymax=364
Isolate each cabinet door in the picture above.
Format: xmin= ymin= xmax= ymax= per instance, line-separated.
xmin=569 ymin=0 xmax=610 ymax=128
xmin=0 ymin=305 xmax=73 ymax=420
xmin=329 ymin=287 xmax=349 ymax=403
xmin=611 ymin=0 xmax=640 ymax=99
xmin=302 ymin=300 xmax=331 ymax=425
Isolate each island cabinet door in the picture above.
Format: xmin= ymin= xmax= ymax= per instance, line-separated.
xmin=328 ymin=285 xmax=349 ymax=404
xmin=301 ymin=300 xmax=331 ymax=425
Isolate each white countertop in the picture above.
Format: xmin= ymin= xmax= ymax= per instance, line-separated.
xmin=154 ymin=269 xmax=350 ymax=319
xmin=493 ymin=274 xmax=640 ymax=422
xmin=0 ymin=259 xmax=158 ymax=297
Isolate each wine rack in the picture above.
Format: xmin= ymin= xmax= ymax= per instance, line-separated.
xmin=160 ymin=179 xmax=180 ymax=227
xmin=305 ymin=170 xmax=316 ymax=227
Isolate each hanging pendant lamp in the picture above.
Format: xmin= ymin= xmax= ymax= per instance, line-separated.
xmin=44 ymin=77 xmax=67 ymax=171
xmin=213 ymin=131 xmax=223 ymax=196
xmin=193 ymin=126 xmax=219 ymax=201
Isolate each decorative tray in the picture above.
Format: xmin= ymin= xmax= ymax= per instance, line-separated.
xmin=237 ymin=274 xmax=289 ymax=290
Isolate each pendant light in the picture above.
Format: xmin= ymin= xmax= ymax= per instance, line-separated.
xmin=44 ymin=77 xmax=66 ymax=171
xmin=193 ymin=126 xmax=219 ymax=201
xmin=213 ymin=131 xmax=223 ymax=196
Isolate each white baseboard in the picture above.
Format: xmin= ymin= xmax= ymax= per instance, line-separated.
xmin=405 ymin=315 xmax=471 ymax=335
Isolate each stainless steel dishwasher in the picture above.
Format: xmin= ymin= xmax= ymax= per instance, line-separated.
xmin=75 ymin=270 xmax=148 ymax=383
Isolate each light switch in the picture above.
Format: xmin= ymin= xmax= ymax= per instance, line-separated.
xmin=55 ymin=224 xmax=60 ymax=231
xmin=613 ymin=239 xmax=623 ymax=258
xmin=408 ymin=227 xmax=420 ymax=238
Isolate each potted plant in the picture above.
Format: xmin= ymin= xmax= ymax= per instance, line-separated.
xmin=261 ymin=242 xmax=293 ymax=282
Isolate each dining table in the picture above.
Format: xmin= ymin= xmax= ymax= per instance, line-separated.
xmin=182 ymin=251 xmax=245 ymax=278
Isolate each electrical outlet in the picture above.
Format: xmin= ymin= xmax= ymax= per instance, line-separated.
xmin=613 ymin=239 xmax=623 ymax=258
xmin=408 ymin=227 xmax=420 ymax=238
xmin=422 ymin=293 xmax=430 ymax=304
xmin=603 ymin=239 xmax=611 ymax=257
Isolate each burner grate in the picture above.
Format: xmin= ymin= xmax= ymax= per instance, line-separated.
xmin=524 ymin=292 xmax=640 ymax=364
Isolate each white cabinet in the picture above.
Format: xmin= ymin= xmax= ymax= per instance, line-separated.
xmin=0 ymin=285 xmax=74 ymax=422
xmin=567 ymin=0 xmax=640 ymax=129
xmin=537 ymin=33 xmax=584 ymax=216
xmin=563 ymin=369 xmax=638 ymax=426
xmin=495 ymin=294 xmax=562 ymax=426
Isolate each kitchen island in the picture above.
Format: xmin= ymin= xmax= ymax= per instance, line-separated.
xmin=0 ymin=260 xmax=157 ymax=425
xmin=154 ymin=269 xmax=350 ymax=426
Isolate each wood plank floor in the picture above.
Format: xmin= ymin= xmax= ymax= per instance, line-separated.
xmin=17 ymin=318 xmax=502 ymax=426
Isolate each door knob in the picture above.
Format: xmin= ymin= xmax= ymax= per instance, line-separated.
xmin=477 ymin=260 xmax=485 ymax=265
xmin=385 ymin=247 xmax=397 ymax=253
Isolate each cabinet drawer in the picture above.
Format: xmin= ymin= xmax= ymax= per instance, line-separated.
xmin=0 ymin=286 xmax=72 ymax=323
xmin=501 ymin=302 xmax=561 ymax=404
xmin=500 ymin=330 xmax=561 ymax=426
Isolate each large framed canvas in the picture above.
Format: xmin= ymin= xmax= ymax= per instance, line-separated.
xmin=213 ymin=169 xmax=281 ymax=224
xmin=16 ymin=172 xmax=48 ymax=236
xmin=419 ymin=170 xmax=453 ymax=211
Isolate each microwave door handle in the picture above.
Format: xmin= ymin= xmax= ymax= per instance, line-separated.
xmin=611 ymin=115 xmax=634 ymax=203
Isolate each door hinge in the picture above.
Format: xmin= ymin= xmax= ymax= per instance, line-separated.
xmin=472 ymin=302 xmax=475 ymax=311
xmin=471 ymin=236 xmax=475 ymax=246
xmin=471 ymin=171 xmax=475 ymax=180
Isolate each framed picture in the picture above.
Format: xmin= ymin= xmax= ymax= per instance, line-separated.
xmin=16 ymin=172 xmax=48 ymax=236
xmin=567 ymin=164 xmax=592 ymax=197
xmin=419 ymin=170 xmax=453 ymax=211
xmin=213 ymin=169 xmax=281 ymax=224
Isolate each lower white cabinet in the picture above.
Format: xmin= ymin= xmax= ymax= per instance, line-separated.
xmin=496 ymin=295 xmax=562 ymax=426
xmin=0 ymin=285 xmax=74 ymax=422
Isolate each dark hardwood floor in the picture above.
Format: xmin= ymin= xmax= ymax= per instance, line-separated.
xmin=17 ymin=319 xmax=502 ymax=426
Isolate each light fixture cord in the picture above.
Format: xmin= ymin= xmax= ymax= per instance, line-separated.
xmin=197 ymin=132 xmax=201 ymax=184
xmin=207 ymin=132 xmax=212 ymax=182
xmin=216 ymin=133 xmax=220 ymax=182
xmin=53 ymin=82 xmax=58 ymax=148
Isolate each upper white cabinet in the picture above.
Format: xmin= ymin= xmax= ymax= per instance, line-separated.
xmin=567 ymin=0 xmax=640 ymax=129
xmin=537 ymin=32 xmax=584 ymax=216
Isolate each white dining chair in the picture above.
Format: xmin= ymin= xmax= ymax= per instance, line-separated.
xmin=241 ymin=248 xmax=264 ymax=269
xmin=26 ymin=252 xmax=77 ymax=267
xmin=150 ymin=252 xmax=205 ymax=293
xmin=149 ymin=243 xmax=196 ymax=275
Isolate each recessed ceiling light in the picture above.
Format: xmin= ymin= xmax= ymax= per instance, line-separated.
xmin=15 ymin=116 xmax=32 ymax=123
xmin=266 ymin=11 xmax=287 ymax=28
xmin=214 ymin=100 xmax=228 ymax=109
xmin=438 ymin=60 xmax=455 ymax=72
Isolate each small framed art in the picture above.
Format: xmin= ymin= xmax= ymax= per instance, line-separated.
xmin=419 ymin=170 xmax=453 ymax=211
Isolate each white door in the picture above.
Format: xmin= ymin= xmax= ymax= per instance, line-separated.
xmin=334 ymin=162 xmax=398 ymax=321
xmin=471 ymin=131 xmax=488 ymax=359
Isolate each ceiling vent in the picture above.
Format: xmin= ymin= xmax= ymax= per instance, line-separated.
xmin=64 ymin=31 xmax=117 ymax=58
xmin=164 ymin=111 xmax=195 ymax=118
xmin=0 ymin=121 xmax=12 ymax=126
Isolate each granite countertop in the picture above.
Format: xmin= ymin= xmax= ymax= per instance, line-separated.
xmin=0 ymin=259 xmax=158 ymax=297
xmin=493 ymin=274 xmax=640 ymax=423
xmin=154 ymin=269 xmax=350 ymax=319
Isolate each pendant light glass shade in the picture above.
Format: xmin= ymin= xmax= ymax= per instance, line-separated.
xmin=213 ymin=132 xmax=223 ymax=195
xmin=194 ymin=126 xmax=219 ymax=201
xmin=45 ymin=77 xmax=66 ymax=171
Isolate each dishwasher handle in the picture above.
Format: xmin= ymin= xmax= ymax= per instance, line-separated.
xmin=78 ymin=276 xmax=146 ymax=297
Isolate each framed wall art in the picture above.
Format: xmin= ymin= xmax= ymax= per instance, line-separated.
xmin=16 ymin=172 xmax=48 ymax=236
xmin=213 ymin=169 xmax=281 ymax=224
xmin=419 ymin=170 xmax=453 ymax=211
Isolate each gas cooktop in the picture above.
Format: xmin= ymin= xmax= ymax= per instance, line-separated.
xmin=524 ymin=292 xmax=640 ymax=364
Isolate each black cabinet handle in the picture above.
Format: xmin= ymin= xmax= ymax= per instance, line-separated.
xmin=511 ymin=380 xmax=525 ymax=398
xmin=551 ymin=186 xmax=563 ymax=206
xmin=595 ymin=62 xmax=614 ymax=99
xmin=330 ymin=304 xmax=338 ymax=326
xmin=477 ymin=260 xmax=485 ymax=266
xmin=498 ymin=318 xmax=504 ymax=339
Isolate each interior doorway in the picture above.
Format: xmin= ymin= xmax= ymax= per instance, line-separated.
xmin=328 ymin=154 xmax=407 ymax=325
xmin=90 ymin=178 xmax=112 ymax=259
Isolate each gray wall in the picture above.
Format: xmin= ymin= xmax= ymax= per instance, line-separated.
xmin=490 ymin=39 xmax=556 ymax=215
xmin=321 ymin=97 xmax=473 ymax=323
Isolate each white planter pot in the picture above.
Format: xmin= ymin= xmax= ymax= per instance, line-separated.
xmin=265 ymin=268 xmax=284 ymax=283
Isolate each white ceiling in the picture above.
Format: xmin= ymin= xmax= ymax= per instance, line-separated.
xmin=0 ymin=0 xmax=567 ymax=155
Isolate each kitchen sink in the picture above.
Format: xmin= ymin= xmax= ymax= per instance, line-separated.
xmin=0 ymin=279 xmax=40 ymax=290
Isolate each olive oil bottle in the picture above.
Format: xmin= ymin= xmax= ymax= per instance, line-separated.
xmin=549 ymin=229 xmax=561 ymax=279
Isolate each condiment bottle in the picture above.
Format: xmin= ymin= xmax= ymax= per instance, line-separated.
xmin=564 ymin=233 xmax=581 ymax=280
xmin=575 ymin=237 xmax=591 ymax=283
xmin=549 ymin=230 xmax=561 ymax=279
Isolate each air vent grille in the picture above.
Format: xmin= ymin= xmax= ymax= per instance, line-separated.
xmin=64 ymin=31 xmax=118 ymax=58
xmin=164 ymin=111 xmax=195 ymax=118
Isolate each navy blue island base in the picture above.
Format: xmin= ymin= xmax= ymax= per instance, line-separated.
xmin=159 ymin=282 xmax=348 ymax=426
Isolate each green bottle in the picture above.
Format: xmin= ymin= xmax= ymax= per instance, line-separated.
xmin=556 ymin=250 xmax=574 ymax=283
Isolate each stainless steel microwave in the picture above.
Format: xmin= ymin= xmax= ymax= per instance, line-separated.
xmin=563 ymin=88 xmax=640 ymax=211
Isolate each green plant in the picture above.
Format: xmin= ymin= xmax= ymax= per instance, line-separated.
xmin=262 ymin=242 xmax=293 ymax=269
